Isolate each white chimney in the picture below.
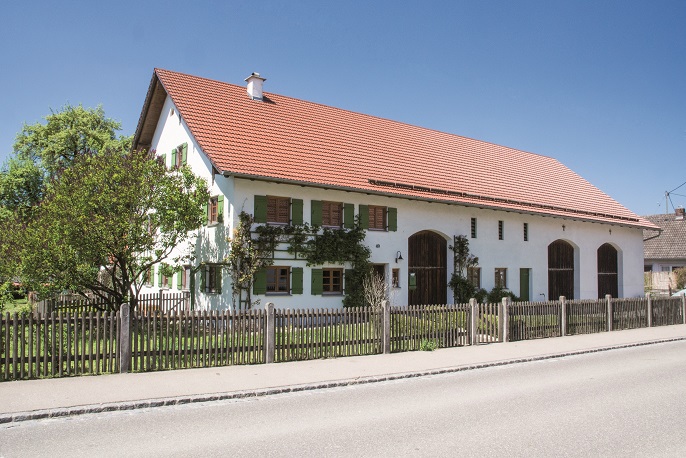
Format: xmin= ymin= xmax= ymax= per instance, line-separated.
xmin=676 ymin=207 xmax=685 ymax=220
xmin=245 ymin=72 xmax=266 ymax=101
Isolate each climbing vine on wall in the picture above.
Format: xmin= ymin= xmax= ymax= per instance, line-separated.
xmin=231 ymin=214 xmax=372 ymax=308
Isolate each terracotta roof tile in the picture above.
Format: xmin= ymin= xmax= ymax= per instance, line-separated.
xmin=146 ymin=68 xmax=656 ymax=230
xmin=643 ymin=214 xmax=686 ymax=259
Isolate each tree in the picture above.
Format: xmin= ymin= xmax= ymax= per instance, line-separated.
xmin=21 ymin=147 xmax=209 ymax=311
xmin=448 ymin=235 xmax=479 ymax=303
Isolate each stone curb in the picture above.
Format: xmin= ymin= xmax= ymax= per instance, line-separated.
xmin=1 ymin=337 xmax=684 ymax=425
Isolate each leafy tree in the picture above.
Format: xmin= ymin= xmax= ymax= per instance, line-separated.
xmin=21 ymin=147 xmax=209 ymax=311
xmin=448 ymin=235 xmax=479 ymax=303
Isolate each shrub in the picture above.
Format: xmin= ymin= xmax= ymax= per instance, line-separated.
xmin=419 ymin=339 xmax=438 ymax=351
xmin=674 ymin=267 xmax=686 ymax=290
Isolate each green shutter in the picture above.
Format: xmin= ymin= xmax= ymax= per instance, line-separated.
xmin=160 ymin=153 xmax=167 ymax=168
xmin=254 ymin=195 xmax=267 ymax=223
xmin=359 ymin=205 xmax=369 ymax=229
xmin=217 ymin=195 xmax=224 ymax=222
xmin=343 ymin=203 xmax=354 ymax=229
xmin=166 ymin=274 xmax=173 ymax=288
xmin=157 ymin=267 xmax=162 ymax=287
xmin=291 ymin=267 xmax=303 ymax=294
xmin=311 ymin=269 xmax=323 ymax=295
xmin=344 ymin=269 xmax=353 ymax=294
xmin=291 ymin=199 xmax=303 ymax=226
xmin=200 ymin=266 xmax=206 ymax=292
xmin=177 ymin=271 xmax=182 ymax=290
xmin=388 ymin=207 xmax=397 ymax=232
xmin=171 ymin=148 xmax=177 ymax=168
xmin=181 ymin=143 xmax=188 ymax=165
xmin=311 ymin=200 xmax=322 ymax=226
xmin=215 ymin=267 xmax=222 ymax=294
xmin=253 ymin=268 xmax=267 ymax=295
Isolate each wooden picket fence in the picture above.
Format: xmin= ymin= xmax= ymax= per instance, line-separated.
xmin=2 ymin=295 xmax=685 ymax=381
xmin=32 ymin=292 xmax=191 ymax=315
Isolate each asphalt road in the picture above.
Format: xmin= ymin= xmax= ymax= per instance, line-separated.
xmin=2 ymin=341 xmax=686 ymax=457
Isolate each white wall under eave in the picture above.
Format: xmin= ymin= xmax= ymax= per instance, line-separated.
xmin=222 ymin=179 xmax=646 ymax=311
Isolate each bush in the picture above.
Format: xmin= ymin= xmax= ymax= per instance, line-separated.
xmin=419 ymin=339 xmax=438 ymax=351
xmin=674 ymin=267 xmax=686 ymax=290
xmin=486 ymin=287 xmax=519 ymax=303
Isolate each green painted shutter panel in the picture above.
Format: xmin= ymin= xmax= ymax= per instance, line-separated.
xmin=160 ymin=153 xmax=167 ymax=168
xmin=291 ymin=199 xmax=303 ymax=226
xmin=291 ymin=267 xmax=303 ymax=294
xmin=167 ymin=274 xmax=173 ymax=288
xmin=203 ymin=201 xmax=208 ymax=225
xmin=253 ymin=268 xmax=267 ymax=295
xmin=359 ymin=205 xmax=369 ymax=229
xmin=254 ymin=195 xmax=267 ymax=223
xmin=311 ymin=200 xmax=322 ymax=226
xmin=215 ymin=267 xmax=222 ymax=294
xmin=217 ymin=195 xmax=224 ymax=222
xmin=157 ymin=267 xmax=162 ymax=287
xmin=344 ymin=269 xmax=354 ymax=294
xmin=388 ymin=207 xmax=397 ymax=232
xmin=181 ymin=143 xmax=188 ymax=165
xmin=343 ymin=203 xmax=354 ymax=229
xmin=177 ymin=271 xmax=182 ymax=290
xmin=311 ymin=269 xmax=323 ymax=295
xmin=200 ymin=266 xmax=206 ymax=292
xmin=171 ymin=148 xmax=177 ymax=168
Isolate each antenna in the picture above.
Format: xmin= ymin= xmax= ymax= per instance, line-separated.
xmin=664 ymin=180 xmax=686 ymax=214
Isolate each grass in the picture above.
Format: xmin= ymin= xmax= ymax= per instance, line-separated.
xmin=2 ymin=298 xmax=30 ymax=315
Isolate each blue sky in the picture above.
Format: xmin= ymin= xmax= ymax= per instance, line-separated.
xmin=1 ymin=0 xmax=684 ymax=216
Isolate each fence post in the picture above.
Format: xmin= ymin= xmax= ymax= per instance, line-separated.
xmin=681 ymin=294 xmax=686 ymax=325
xmin=646 ymin=293 xmax=653 ymax=328
xmin=606 ymin=294 xmax=613 ymax=332
xmin=560 ymin=296 xmax=567 ymax=337
xmin=469 ymin=298 xmax=478 ymax=346
xmin=382 ymin=300 xmax=391 ymax=354
xmin=119 ymin=303 xmax=131 ymax=373
xmin=158 ymin=289 xmax=164 ymax=311
xmin=499 ymin=297 xmax=509 ymax=343
xmin=265 ymin=302 xmax=275 ymax=364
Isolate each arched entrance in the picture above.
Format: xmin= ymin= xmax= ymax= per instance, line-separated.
xmin=597 ymin=243 xmax=618 ymax=298
xmin=408 ymin=231 xmax=447 ymax=305
xmin=548 ymin=240 xmax=574 ymax=300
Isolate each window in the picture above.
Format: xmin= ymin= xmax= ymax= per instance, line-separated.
xmin=467 ymin=267 xmax=481 ymax=288
xmin=267 ymin=196 xmax=291 ymax=224
xmin=171 ymin=143 xmax=187 ymax=169
xmin=323 ymin=268 xmax=343 ymax=294
xmin=206 ymin=195 xmax=224 ymax=225
xmin=179 ymin=265 xmax=191 ymax=290
xmin=322 ymin=201 xmax=343 ymax=227
xmin=204 ymin=264 xmax=222 ymax=294
xmin=495 ymin=268 xmax=507 ymax=289
xmin=266 ymin=266 xmax=290 ymax=294
xmin=498 ymin=221 xmax=504 ymax=240
xmin=368 ymin=205 xmax=386 ymax=230
xmin=471 ymin=218 xmax=477 ymax=238
xmin=144 ymin=269 xmax=152 ymax=286
xmin=372 ymin=264 xmax=386 ymax=282
xmin=523 ymin=223 xmax=528 ymax=241
xmin=392 ymin=268 xmax=400 ymax=288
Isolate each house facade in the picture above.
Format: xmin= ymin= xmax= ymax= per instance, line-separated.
xmin=133 ymin=69 xmax=656 ymax=310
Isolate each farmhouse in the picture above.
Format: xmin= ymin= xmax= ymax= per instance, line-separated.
xmin=133 ymin=69 xmax=657 ymax=310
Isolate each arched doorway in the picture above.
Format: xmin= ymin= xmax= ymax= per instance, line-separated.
xmin=597 ymin=243 xmax=618 ymax=298
xmin=548 ymin=240 xmax=574 ymax=300
xmin=408 ymin=231 xmax=447 ymax=305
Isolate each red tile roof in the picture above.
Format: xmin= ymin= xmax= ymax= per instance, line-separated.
xmin=135 ymin=68 xmax=657 ymax=230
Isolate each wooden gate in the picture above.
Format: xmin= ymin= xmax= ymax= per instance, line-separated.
xmin=597 ymin=243 xmax=618 ymax=298
xmin=548 ymin=240 xmax=574 ymax=300
xmin=408 ymin=231 xmax=447 ymax=305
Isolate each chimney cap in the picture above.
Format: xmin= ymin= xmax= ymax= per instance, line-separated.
xmin=244 ymin=72 xmax=266 ymax=82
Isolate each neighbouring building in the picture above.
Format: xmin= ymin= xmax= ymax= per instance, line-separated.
xmin=643 ymin=208 xmax=686 ymax=293
xmin=133 ymin=69 xmax=657 ymax=310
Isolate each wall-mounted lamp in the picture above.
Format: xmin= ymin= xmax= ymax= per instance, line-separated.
xmin=395 ymin=251 xmax=403 ymax=263
xmin=562 ymin=224 xmax=566 ymax=231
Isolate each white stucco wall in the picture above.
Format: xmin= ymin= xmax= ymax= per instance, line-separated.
xmin=140 ymin=95 xmax=646 ymax=311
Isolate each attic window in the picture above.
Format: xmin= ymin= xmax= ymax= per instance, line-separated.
xmin=169 ymin=108 xmax=175 ymax=117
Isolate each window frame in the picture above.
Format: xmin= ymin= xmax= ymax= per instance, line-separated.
xmin=174 ymin=144 xmax=184 ymax=169
xmin=321 ymin=201 xmax=343 ymax=228
xmin=208 ymin=196 xmax=219 ymax=224
xmin=392 ymin=268 xmax=400 ymax=288
xmin=267 ymin=195 xmax=291 ymax=225
xmin=322 ymin=268 xmax=343 ymax=295
xmin=495 ymin=268 xmax=507 ymax=289
xmin=368 ymin=205 xmax=387 ymax=231
xmin=206 ymin=264 xmax=221 ymax=294
xmin=181 ymin=265 xmax=191 ymax=290
xmin=266 ymin=266 xmax=290 ymax=294
xmin=467 ymin=267 xmax=481 ymax=289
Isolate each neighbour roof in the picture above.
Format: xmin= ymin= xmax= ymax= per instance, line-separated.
xmin=643 ymin=214 xmax=686 ymax=260
xmin=134 ymin=68 xmax=656 ymax=230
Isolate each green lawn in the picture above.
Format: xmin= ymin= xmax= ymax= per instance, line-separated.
xmin=2 ymin=298 xmax=31 ymax=315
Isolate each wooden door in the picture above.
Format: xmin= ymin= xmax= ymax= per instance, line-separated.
xmin=408 ymin=231 xmax=447 ymax=305
xmin=597 ymin=243 xmax=618 ymax=298
xmin=548 ymin=240 xmax=574 ymax=300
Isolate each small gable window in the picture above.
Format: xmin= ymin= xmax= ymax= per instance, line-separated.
xmin=206 ymin=195 xmax=224 ymax=225
xmin=171 ymin=143 xmax=188 ymax=169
